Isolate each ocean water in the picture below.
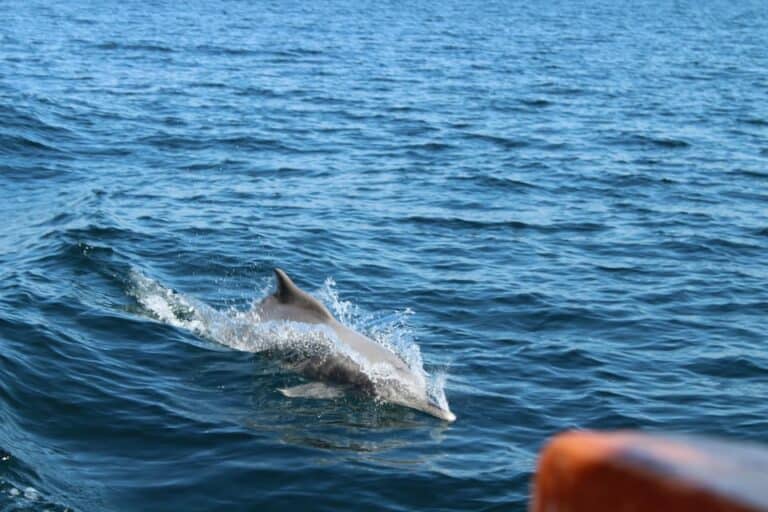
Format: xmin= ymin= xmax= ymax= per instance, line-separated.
xmin=1 ymin=0 xmax=767 ymax=510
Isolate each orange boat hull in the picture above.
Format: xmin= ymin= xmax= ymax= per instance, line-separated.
xmin=532 ymin=431 xmax=768 ymax=512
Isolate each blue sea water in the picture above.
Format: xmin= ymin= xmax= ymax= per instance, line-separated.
xmin=1 ymin=0 xmax=768 ymax=510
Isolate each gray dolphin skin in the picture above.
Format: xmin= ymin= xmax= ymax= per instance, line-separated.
xmin=254 ymin=268 xmax=456 ymax=422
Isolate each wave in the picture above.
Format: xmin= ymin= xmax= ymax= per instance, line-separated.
xmin=403 ymin=215 xmax=606 ymax=233
xmin=0 ymin=134 xmax=68 ymax=157
xmin=461 ymin=132 xmax=531 ymax=149
xmin=450 ymin=174 xmax=537 ymax=190
xmin=606 ymin=133 xmax=691 ymax=149
xmin=93 ymin=41 xmax=175 ymax=53
xmin=0 ymin=104 xmax=80 ymax=163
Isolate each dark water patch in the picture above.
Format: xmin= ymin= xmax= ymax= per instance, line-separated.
xmin=404 ymin=215 xmax=532 ymax=231
xmin=0 ymin=135 xmax=70 ymax=158
xmin=188 ymin=81 xmax=228 ymax=90
xmin=177 ymin=158 xmax=248 ymax=172
xmin=461 ymin=133 xmax=530 ymax=149
xmin=688 ymin=299 xmax=768 ymax=318
xmin=594 ymin=264 xmax=654 ymax=276
xmin=741 ymin=117 xmax=768 ymax=126
xmin=539 ymin=346 xmax=605 ymax=371
xmin=519 ymin=98 xmax=553 ymax=108
xmin=1 ymin=34 xmax=20 ymax=44
xmin=654 ymin=239 xmax=720 ymax=256
xmin=194 ymin=44 xmax=257 ymax=56
xmin=390 ymin=121 xmax=438 ymax=137
xmin=450 ymin=174 xmax=537 ymax=191
xmin=632 ymin=156 xmax=663 ymax=166
xmin=686 ymin=356 xmax=767 ymax=379
xmin=94 ymin=41 xmax=175 ymax=53
xmin=695 ymin=235 xmax=764 ymax=255
xmin=280 ymin=47 xmax=327 ymax=57
xmin=138 ymin=133 xmax=284 ymax=152
xmin=606 ymin=133 xmax=692 ymax=149
xmin=71 ymin=17 xmax=96 ymax=25
xmin=194 ymin=45 xmax=326 ymax=59
xmin=535 ymin=81 xmax=586 ymax=96
xmin=487 ymin=100 xmax=528 ymax=114
xmin=403 ymin=141 xmax=455 ymax=152
xmin=268 ymin=166 xmax=323 ymax=177
xmin=599 ymin=172 xmax=664 ymax=188
xmin=31 ymin=211 xmax=78 ymax=229
xmin=722 ymin=189 xmax=768 ymax=208
xmin=733 ymin=168 xmax=768 ymax=179
xmin=161 ymin=116 xmax=187 ymax=127
xmin=403 ymin=215 xmax=607 ymax=235
xmin=0 ymin=109 xmax=80 ymax=162
xmin=385 ymin=105 xmax=420 ymax=114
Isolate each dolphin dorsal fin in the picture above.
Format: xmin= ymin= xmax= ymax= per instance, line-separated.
xmin=272 ymin=268 xmax=333 ymax=321
xmin=274 ymin=268 xmax=302 ymax=302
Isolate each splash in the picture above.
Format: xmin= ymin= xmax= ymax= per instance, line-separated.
xmin=126 ymin=269 xmax=450 ymax=411
xmin=315 ymin=277 xmax=424 ymax=374
xmin=0 ymin=482 xmax=69 ymax=512
xmin=127 ymin=269 xmax=221 ymax=340
xmin=128 ymin=269 xmax=337 ymax=356
xmin=428 ymin=370 xmax=451 ymax=412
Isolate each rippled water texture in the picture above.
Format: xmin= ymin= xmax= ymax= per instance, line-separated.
xmin=2 ymin=1 xmax=768 ymax=510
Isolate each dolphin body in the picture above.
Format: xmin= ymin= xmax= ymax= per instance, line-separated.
xmin=254 ymin=269 xmax=456 ymax=422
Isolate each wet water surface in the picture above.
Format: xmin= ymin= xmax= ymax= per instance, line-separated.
xmin=1 ymin=1 xmax=768 ymax=510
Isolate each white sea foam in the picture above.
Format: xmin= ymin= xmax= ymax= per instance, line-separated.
xmin=126 ymin=269 xmax=450 ymax=410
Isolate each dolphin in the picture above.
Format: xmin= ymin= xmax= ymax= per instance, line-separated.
xmin=254 ymin=268 xmax=456 ymax=422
